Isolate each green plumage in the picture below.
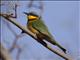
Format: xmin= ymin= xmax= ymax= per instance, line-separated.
xmin=32 ymin=18 xmax=52 ymax=37
xmin=24 ymin=12 xmax=66 ymax=53
xmin=28 ymin=18 xmax=66 ymax=53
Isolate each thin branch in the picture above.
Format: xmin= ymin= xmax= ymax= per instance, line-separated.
xmin=39 ymin=1 xmax=44 ymax=16
xmin=9 ymin=34 xmax=25 ymax=52
xmin=0 ymin=13 xmax=73 ymax=60
xmin=16 ymin=46 xmax=22 ymax=60
xmin=28 ymin=0 xmax=34 ymax=8
xmin=27 ymin=0 xmax=44 ymax=16
xmin=11 ymin=3 xmax=18 ymax=18
xmin=0 ymin=13 xmax=37 ymax=38
xmin=6 ymin=3 xmax=18 ymax=18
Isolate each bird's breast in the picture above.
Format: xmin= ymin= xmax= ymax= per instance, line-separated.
xmin=28 ymin=23 xmax=39 ymax=34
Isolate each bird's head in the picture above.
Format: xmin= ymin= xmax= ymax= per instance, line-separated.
xmin=24 ymin=12 xmax=39 ymax=21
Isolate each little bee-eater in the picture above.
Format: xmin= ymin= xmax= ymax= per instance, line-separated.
xmin=24 ymin=12 xmax=66 ymax=53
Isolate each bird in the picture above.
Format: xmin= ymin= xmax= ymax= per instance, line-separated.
xmin=23 ymin=11 xmax=66 ymax=53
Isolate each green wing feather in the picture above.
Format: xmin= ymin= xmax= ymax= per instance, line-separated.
xmin=32 ymin=18 xmax=58 ymax=42
xmin=32 ymin=18 xmax=52 ymax=38
xmin=32 ymin=18 xmax=59 ymax=44
xmin=31 ymin=18 xmax=66 ymax=53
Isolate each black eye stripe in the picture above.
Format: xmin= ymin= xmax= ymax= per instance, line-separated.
xmin=29 ymin=13 xmax=38 ymax=17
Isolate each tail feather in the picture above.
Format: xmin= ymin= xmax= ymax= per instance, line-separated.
xmin=45 ymin=37 xmax=66 ymax=53
xmin=56 ymin=43 xmax=66 ymax=53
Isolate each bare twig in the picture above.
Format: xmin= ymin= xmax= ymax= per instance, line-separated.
xmin=27 ymin=0 xmax=44 ymax=16
xmin=7 ymin=3 xmax=18 ymax=18
xmin=16 ymin=46 xmax=22 ymax=60
xmin=9 ymin=34 xmax=25 ymax=52
xmin=12 ymin=3 xmax=18 ymax=18
xmin=0 ymin=13 xmax=73 ymax=60
xmin=28 ymin=0 xmax=34 ymax=8
xmin=39 ymin=1 xmax=44 ymax=16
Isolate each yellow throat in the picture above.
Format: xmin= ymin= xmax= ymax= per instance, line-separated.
xmin=28 ymin=15 xmax=38 ymax=20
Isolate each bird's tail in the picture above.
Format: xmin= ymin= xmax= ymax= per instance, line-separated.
xmin=55 ymin=42 xmax=66 ymax=53
xmin=45 ymin=37 xmax=66 ymax=53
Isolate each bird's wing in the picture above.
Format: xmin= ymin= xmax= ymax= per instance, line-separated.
xmin=32 ymin=19 xmax=66 ymax=53
xmin=32 ymin=18 xmax=52 ymax=38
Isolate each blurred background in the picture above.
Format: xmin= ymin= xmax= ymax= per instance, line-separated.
xmin=1 ymin=1 xmax=79 ymax=60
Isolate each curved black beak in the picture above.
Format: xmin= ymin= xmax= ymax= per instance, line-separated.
xmin=23 ymin=12 xmax=29 ymax=15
